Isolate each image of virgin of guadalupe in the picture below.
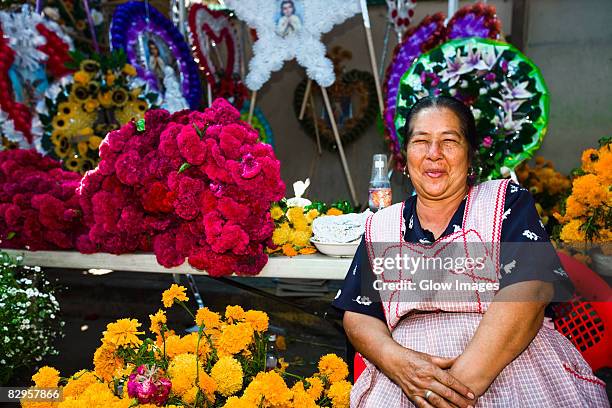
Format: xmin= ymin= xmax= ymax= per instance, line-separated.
xmin=146 ymin=39 xmax=166 ymax=92
xmin=275 ymin=0 xmax=303 ymax=38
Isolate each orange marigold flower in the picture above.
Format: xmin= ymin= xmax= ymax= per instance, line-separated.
xmin=195 ymin=307 xmax=222 ymax=329
xmin=572 ymin=174 xmax=608 ymax=207
xmin=244 ymin=310 xmax=269 ymax=332
xmin=93 ymin=343 xmax=124 ymax=382
xmin=102 ymin=318 xmax=143 ymax=348
xmin=318 ymin=354 xmax=349 ymax=383
xmin=225 ymin=305 xmax=245 ymax=323
xmin=581 ymin=148 xmax=599 ymax=173
xmin=162 ymin=284 xmax=189 ymax=308
xmin=305 ymin=376 xmax=324 ymax=400
xmin=282 ymin=243 xmax=298 ymax=257
xmin=217 ymin=322 xmax=254 ymax=356
xmin=149 ymin=309 xmax=166 ymax=335
xmin=327 ymin=380 xmax=352 ymax=408
xmin=32 ymin=366 xmax=60 ymax=387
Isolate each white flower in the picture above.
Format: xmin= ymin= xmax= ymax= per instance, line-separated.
xmin=91 ymin=9 xmax=104 ymax=26
xmin=472 ymin=108 xmax=482 ymax=120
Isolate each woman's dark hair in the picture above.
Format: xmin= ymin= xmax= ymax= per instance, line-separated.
xmin=403 ymin=95 xmax=479 ymax=164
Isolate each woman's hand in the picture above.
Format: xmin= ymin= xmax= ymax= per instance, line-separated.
xmin=381 ymin=345 xmax=476 ymax=408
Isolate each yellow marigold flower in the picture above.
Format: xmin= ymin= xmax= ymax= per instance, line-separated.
xmin=326 ymin=208 xmax=343 ymax=216
xmin=74 ymin=70 xmax=91 ymax=84
xmin=292 ymin=218 xmax=309 ymax=231
xmin=594 ymin=145 xmax=612 ymax=183
xmin=123 ymin=64 xmax=137 ymax=76
xmin=270 ymin=205 xmax=285 ymax=220
xmin=242 ymin=371 xmax=292 ymax=406
xmin=299 ymin=247 xmax=317 ymax=255
xmin=217 ymin=322 xmax=254 ymax=356
xmin=222 ymin=396 xmax=248 ymax=408
xmin=564 ymin=196 xmax=587 ymax=220
xmin=286 ymin=206 xmax=306 ymax=223
xmin=168 ymin=353 xmax=199 ymax=396
xmin=305 ymin=376 xmax=324 ymax=400
xmin=560 ymin=219 xmax=586 ymax=243
xmin=291 ymin=381 xmax=318 ymax=408
xmin=196 ymin=307 xmax=222 ymax=329
xmin=244 ymin=310 xmax=268 ymax=332
xmin=77 ymin=382 xmax=120 ymax=405
xmin=318 ymin=354 xmax=349 ymax=383
xmin=211 ymin=356 xmax=243 ymax=396
xmin=102 ymin=318 xmax=143 ymax=348
xmin=162 ymin=284 xmax=189 ymax=308
xmin=163 ymin=334 xmax=183 ymax=358
xmin=63 ymin=370 xmax=98 ymax=398
xmin=581 ymin=148 xmax=599 ymax=173
xmin=183 ymin=386 xmax=199 ymax=404
xmin=32 ymin=366 xmax=60 ymax=387
xmin=149 ymin=309 xmax=166 ymax=335
xmin=198 ymin=371 xmax=217 ymax=403
xmin=305 ymin=209 xmax=320 ymax=223
xmin=291 ymin=229 xmax=312 ymax=247
xmin=93 ymin=343 xmax=124 ymax=382
xmin=282 ymin=243 xmax=298 ymax=257
xmin=327 ymin=380 xmax=351 ymax=408
xmin=106 ymin=73 xmax=116 ymax=86
xmin=225 ymin=305 xmax=245 ymax=322
xmin=272 ymin=222 xmax=291 ymax=246
xmin=572 ymin=174 xmax=608 ymax=207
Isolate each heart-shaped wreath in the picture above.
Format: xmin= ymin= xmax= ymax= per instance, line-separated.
xmin=293 ymin=47 xmax=377 ymax=151
xmin=395 ymin=38 xmax=549 ymax=180
xmin=383 ymin=2 xmax=501 ymax=169
xmin=188 ymin=4 xmax=249 ymax=109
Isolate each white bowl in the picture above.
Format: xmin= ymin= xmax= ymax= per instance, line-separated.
xmin=310 ymin=239 xmax=360 ymax=258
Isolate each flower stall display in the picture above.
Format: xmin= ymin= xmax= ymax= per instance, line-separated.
xmin=189 ymin=4 xmax=249 ymax=109
xmin=0 ymin=251 xmax=62 ymax=385
xmin=516 ymin=156 xmax=571 ymax=232
xmin=555 ymin=137 xmax=611 ymax=253
xmin=0 ymin=149 xmax=84 ymax=250
xmin=395 ymin=37 xmax=549 ymax=180
xmin=110 ymin=1 xmax=202 ymax=110
xmin=383 ymin=2 xmax=501 ymax=169
xmin=0 ymin=5 xmax=73 ymax=151
xmin=36 ymin=50 xmax=160 ymax=174
xmin=21 ymin=284 xmax=352 ymax=407
xmin=77 ymin=99 xmax=285 ymax=276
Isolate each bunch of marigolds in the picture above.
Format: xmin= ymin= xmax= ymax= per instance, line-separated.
xmin=555 ymin=137 xmax=612 ymax=255
xmin=21 ymin=284 xmax=351 ymax=407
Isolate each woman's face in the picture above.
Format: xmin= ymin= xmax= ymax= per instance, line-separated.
xmin=282 ymin=3 xmax=294 ymax=16
xmin=149 ymin=42 xmax=159 ymax=57
xmin=406 ymin=107 xmax=470 ymax=200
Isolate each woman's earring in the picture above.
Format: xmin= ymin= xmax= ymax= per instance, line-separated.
xmin=403 ymin=166 xmax=410 ymax=178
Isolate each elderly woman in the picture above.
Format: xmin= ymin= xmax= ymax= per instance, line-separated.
xmin=332 ymin=96 xmax=608 ymax=407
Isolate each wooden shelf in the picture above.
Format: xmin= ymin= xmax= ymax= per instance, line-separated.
xmin=1 ymin=249 xmax=352 ymax=280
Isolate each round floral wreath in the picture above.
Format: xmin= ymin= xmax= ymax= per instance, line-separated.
xmin=293 ymin=69 xmax=378 ymax=151
xmin=0 ymin=5 xmax=73 ymax=150
xmin=395 ymin=37 xmax=549 ymax=180
xmin=36 ymin=52 xmax=160 ymax=174
xmin=384 ymin=2 xmax=501 ymax=169
xmin=110 ymin=1 xmax=202 ymax=109
xmin=240 ymin=101 xmax=274 ymax=148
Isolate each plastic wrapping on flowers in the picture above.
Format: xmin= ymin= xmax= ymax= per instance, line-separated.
xmin=0 ymin=149 xmax=84 ymax=250
xmin=77 ymin=99 xmax=285 ymax=276
xmin=20 ymin=284 xmax=352 ymax=407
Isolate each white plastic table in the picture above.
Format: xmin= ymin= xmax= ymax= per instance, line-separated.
xmin=1 ymin=250 xmax=352 ymax=280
